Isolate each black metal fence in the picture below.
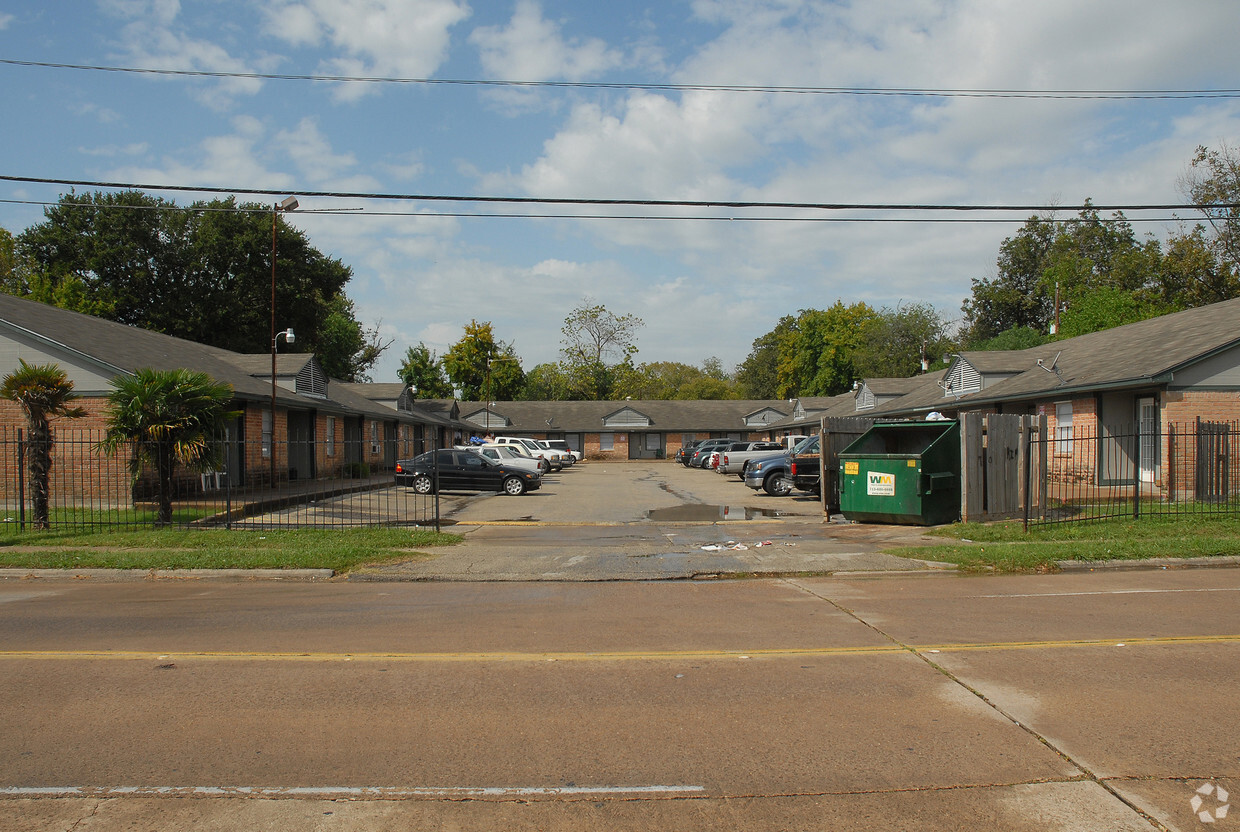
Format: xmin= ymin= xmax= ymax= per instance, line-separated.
xmin=1 ymin=428 xmax=439 ymax=531
xmin=1030 ymin=418 xmax=1240 ymax=525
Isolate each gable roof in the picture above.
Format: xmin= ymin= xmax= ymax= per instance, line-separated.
xmin=0 ymin=294 xmax=419 ymax=423
xmin=876 ymin=298 xmax=1240 ymax=415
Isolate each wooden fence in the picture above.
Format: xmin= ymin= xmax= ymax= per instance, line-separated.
xmin=959 ymin=413 xmax=1047 ymax=523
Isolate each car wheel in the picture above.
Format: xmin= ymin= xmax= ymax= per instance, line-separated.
xmin=412 ymin=474 xmax=434 ymax=494
xmin=764 ymin=471 xmax=791 ymax=496
xmin=503 ymin=476 xmax=527 ymax=496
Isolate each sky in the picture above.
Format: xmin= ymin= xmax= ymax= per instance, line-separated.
xmin=2 ymin=0 xmax=1239 ymax=385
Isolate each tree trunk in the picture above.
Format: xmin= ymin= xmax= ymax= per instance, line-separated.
xmin=156 ymin=444 xmax=174 ymax=527
xmin=27 ymin=421 xmax=51 ymax=531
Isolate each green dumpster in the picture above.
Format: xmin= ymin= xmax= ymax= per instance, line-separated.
xmin=839 ymin=420 xmax=960 ymax=525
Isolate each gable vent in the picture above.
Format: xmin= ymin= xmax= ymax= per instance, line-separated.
xmin=944 ymin=360 xmax=981 ymax=397
xmin=296 ymin=358 xmax=328 ymax=399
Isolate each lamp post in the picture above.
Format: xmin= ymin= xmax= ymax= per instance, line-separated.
xmin=270 ymin=196 xmax=298 ymax=487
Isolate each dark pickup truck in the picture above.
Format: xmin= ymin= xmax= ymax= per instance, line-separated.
xmin=788 ymin=434 xmax=822 ymax=495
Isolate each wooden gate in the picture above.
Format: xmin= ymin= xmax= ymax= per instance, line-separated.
xmin=959 ymin=413 xmax=1047 ymax=522
xmin=819 ymin=417 xmax=874 ymax=513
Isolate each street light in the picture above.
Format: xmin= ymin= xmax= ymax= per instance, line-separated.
xmin=270 ymin=196 xmax=298 ymax=487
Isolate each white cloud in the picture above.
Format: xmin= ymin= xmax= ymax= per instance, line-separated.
xmin=470 ymin=0 xmax=626 ymax=81
xmin=103 ymin=0 xmax=263 ymax=109
xmin=0 ymin=12 xmax=13 ymax=29
xmin=263 ymin=0 xmax=471 ymax=101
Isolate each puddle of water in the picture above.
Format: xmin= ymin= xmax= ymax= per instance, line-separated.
xmin=646 ymin=504 xmax=783 ymax=521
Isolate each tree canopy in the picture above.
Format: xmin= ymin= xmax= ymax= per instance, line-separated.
xmin=442 ymin=320 xmax=525 ymax=401
xmin=398 ymin=342 xmax=454 ymax=398
xmin=11 ymin=191 xmax=386 ymax=381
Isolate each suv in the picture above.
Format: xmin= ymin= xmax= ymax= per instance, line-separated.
xmin=689 ymin=438 xmax=739 ymax=468
xmin=493 ymin=436 xmax=565 ymax=471
xmin=543 ymin=439 xmax=582 ymax=463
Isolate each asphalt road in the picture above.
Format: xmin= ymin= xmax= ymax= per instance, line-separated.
xmin=3 ymin=568 xmax=1238 ymax=831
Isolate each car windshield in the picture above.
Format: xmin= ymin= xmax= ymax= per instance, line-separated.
xmin=791 ymin=436 xmax=815 ymax=454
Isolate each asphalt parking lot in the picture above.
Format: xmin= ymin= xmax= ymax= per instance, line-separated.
xmin=354 ymin=460 xmax=944 ymax=580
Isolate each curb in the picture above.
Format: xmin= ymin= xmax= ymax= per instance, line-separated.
xmin=1056 ymin=555 xmax=1240 ymax=572
xmin=0 ymin=568 xmax=336 ymax=582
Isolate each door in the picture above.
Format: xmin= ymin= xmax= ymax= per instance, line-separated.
xmin=1137 ymin=397 xmax=1158 ymax=483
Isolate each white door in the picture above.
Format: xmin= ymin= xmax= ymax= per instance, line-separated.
xmin=1137 ymin=397 xmax=1158 ymax=483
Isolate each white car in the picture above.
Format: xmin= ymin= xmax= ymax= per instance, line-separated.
xmin=537 ymin=439 xmax=575 ymax=465
xmin=542 ymin=439 xmax=582 ymax=463
xmin=466 ymin=445 xmax=544 ymax=475
xmin=492 ymin=436 xmax=565 ymax=471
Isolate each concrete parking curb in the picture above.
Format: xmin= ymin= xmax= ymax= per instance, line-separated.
xmin=0 ymin=568 xmax=336 ymax=582
xmin=1056 ymin=555 xmax=1240 ymax=572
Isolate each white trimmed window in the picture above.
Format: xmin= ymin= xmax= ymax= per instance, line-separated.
xmin=370 ymin=421 xmax=381 ymax=454
xmin=325 ymin=416 xmax=336 ymax=457
xmin=600 ymin=432 xmax=614 ymax=451
xmin=1055 ymin=402 xmax=1074 ymax=454
xmin=261 ymin=409 xmax=272 ymax=458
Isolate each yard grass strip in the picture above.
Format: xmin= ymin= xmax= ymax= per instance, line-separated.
xmin=891 ymin=516 xmax=1240 ymax=573
xmin=0 ymin=527 xmax=462 ymax=571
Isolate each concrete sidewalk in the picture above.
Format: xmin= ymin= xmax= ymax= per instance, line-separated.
xmin=350 ymin=517 xmax=951 ymax=581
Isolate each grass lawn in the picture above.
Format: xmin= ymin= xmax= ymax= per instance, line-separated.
xmin=0 ymin=527 xmax=462 ymax=572
xmin=898 ymin=515 xmax=1240 ymax=573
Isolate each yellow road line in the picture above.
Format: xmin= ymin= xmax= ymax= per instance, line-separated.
xmin=1 ymin=634 xmax=1238 ymax=663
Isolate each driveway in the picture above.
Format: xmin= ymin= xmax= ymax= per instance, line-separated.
xmin=355 ymin=462 xmax=945 ymax=580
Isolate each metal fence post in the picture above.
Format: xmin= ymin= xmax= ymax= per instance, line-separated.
xmin=16 ymin=428 xmax=25 ymax=532
xmin=1023 ymin=417 xmax=1032 ymax=532
xmin=1133 ymin=424 xmax=1141 ymax=520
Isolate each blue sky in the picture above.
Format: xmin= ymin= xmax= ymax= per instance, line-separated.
xmin=2 ymin=0 xmax=1239 ymax=384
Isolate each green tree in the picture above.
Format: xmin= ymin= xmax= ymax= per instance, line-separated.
xmin=613 ymin=360 xmax=740 ymax=400
xmin=312 ymin=295 xmax=391 ymax=382
xmin=1181 ymin=143 xmax=1240 ymax=275
xmin=97 ymin=368 xmax=238 ymax=527
xmin=556 ymin=301 xmax=644 ymax=400
xmin=1157 ymin=225 xmax=1240 ymax=308
xmin=736 ymin=316 xmax=796 ymax=399
xmin=776 ymin=302 xmax=878 ymax=397
xmin=854 ymin=302 xmax=956 ymax=379
xmin=970 ymin=326 xmax=1049 ymax=352
xmin=442 ymin=320 xmax=525 ymax=401
xmin=1055 ymin=287 xmax=1169 ymax=339
xmin=399 ymin=343 xmax=454 ymax=398
xmin=962 ymin=203 xmax=1169 ymax=345
xmin=0 ymin=360 xmax=86 ymax=530
xmin=519 ymin=362 xmax=574 ymax=400
xmin=15 ymin=192 xmax=384 ymax=379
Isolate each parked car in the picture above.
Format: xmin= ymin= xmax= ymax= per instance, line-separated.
xmin=675 ymin=440 xmax=702 ymax=465
xmin=536 ymin=439 xmax=575 ymax=465
xmin=492 ymin=436 xmax=565 ymax=471
xmin=483 ymin=441 xmax=551 ymax=473
xmin=543 ymin=439 xmax=581 ymax=463
xmin=741 ymin=436 xmax=817 ymax=496
xmin=689 ymin=438 xmax=737 ymax=468
xmin=715 ymin=441 xmax=786 ymax=477
xmin=788 ymin=434 xmax=822 ymax=495
xmin=468 ymin=444 xmax=544 ymax=476
xmin=395 ymin=449 xmax=541 ymax=495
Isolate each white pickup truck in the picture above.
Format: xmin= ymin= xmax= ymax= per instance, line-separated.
xmin=715 ymin=436 xmax=809 ymax=477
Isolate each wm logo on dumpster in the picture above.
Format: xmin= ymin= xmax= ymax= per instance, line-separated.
xmin=866 ymin=472 xmax=895 ymax=496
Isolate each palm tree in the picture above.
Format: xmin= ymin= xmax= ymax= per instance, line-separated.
xmin=98 ymin=368 xmax=238 ymax=527
xmin=1 ymin=360 xmax=86 ymax=529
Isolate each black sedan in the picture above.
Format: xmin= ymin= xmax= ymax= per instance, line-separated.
xmin=394 ymin=449 xmax=541 ymax=496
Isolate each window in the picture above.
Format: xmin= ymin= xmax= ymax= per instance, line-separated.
xmin=681 ymin=434 xmax=696 ymax=447
xmin=370 ymin=421 xmax=381 ymax=454
xmin=261 ymin=409 xmax=272 ymax=458
xmin=600 ymin=432 xmax=614 ymax=451
xmin=325 ymin=416 xmax=336 ymax=457
xmin=1055 ymin=402 xmax=1074 ymax=454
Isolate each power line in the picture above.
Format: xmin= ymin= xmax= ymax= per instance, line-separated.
xmin=3 ymin=58 xmax=1238 ymax=100
xmin=2 ymin=175 xmax=1231 ymax=214
xmin=0 ymin=198 xmax=1194 ymax=224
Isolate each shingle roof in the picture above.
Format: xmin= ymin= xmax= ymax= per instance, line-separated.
xmin=877 ymin=298 xmax=1240 ymax=415
xmin=0 ymin=294 xmax=420 ymax=422
xmin=457 ymin=399 xmax=801 ymax=433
